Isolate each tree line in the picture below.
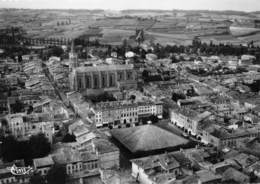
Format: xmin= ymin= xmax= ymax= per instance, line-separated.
xmin=1 ymin=133 xmax=51 ymax=163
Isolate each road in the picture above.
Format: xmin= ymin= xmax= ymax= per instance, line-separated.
xmin=43 ymin=65 xmax=70 ymax=107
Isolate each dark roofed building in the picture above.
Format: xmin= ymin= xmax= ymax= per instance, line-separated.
xmin=222 ymin=168 xmax=250 ymax=184
xmin=111 ymin=125 xmax=189 ymax=153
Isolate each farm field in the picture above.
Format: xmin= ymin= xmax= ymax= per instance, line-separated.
xmin=1 ymin=9 xmax=260 ymax=46
xmin=100 ymin=28 xmax=135 ymax=45
xmin=237 ymin=33 xmax=260 ymax=45
xmin=230 ymin=26 xmax=260 ymax=37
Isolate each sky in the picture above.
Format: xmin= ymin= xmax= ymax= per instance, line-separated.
xmin=0 ymin=0 xmax=259 ymax=12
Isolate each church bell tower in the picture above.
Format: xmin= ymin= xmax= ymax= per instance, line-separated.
xmin=69 ymin=40 xmax=78 ymax=71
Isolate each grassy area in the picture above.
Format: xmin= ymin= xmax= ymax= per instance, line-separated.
xmin=100 ymin=28 xmax=134 ymax=45
xmin=230 ymin=26 xmax=260 ymax=37
xmin=1 ymin=9 xmax=260 ymax=46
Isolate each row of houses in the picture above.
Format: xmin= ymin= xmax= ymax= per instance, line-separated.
xmin=170 ymin=105 xmax=260 ymax=149
xmin=45 ymin=56 xmax=70 ymax=91
xmin=131 ymin=146 xmax=260 ymax=184
xmin=67 ymin=91 xmax=163 ymax=129
xmin=23 ymin=60 xmax=56 ymax=97
xmin=0 ymin=135 xmax=120 ymax=184
xmin=92 ymin=100 xmax=163 ymax=128
xmin=30 ymin=118 xmax=120 ymax=183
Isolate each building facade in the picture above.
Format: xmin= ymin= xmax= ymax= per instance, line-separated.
xmin=92 ymin=139 xmax=120 ymax=169
xmin=92 ymin=101 xmax=163 ymax=128
xmin=170 ymin=108 xmax=198 ymax=136
xmin=200 ymin=126 xmax=260 ymax=149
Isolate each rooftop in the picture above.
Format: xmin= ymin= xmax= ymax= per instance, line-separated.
xmin=93 ymin=138 xmax=119 ymax=154
xmin=52 ymin=147 xmax=81 ymax=164
xmin=222 ymin=168 xmax=249 ymax=183
xmin=196 ymin=170 xmax=221 ymax=183
xmin=73 ymin=125 xmax=90 ymax=138
xmin=93 ymin=100 xmax=160 ymax=111
xmin=111 ymin=125 xmax=188 ymax=153
xmin=33 ymin=156 xmax=54 ymax=168
xmin=74 ymin=64 xmax=134 ymax=73
xmin=132 ymin=151 xmax=190 ymax=171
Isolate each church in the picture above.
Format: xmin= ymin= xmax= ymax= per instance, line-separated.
xmin=68 ymin=42 xmax=137 ymax=95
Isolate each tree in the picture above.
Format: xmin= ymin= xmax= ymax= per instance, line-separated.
xmin=27 ymin=105 xmax=34 ymax=114
xmin=1 ymin=135 xmax=17 ymax=162
xmin=29 ymin=133 xmax=51 ymax=158
xmin=1 ymin=118 xmax=8 ymax=127
xmin=11 ymin=100 xmax=25 ymax=113
xmin=1 ymin=135 xmax=32 ymax=162
xmin=142 ymin=70 xmax=149 ymax=78
xmin=172 ymin=92 xmax=186 ymax=102
xmin=86 ymin=92 xmax=116 ymax=103
xmin=29 ymin=173 xmax=45 ymax=184
xmin=129 ymin=95 xmax=136 ymax=101
xmin=62 ymin=134 xmax=76 ymax=143
xmin=18 ymin=55 xmax=23 ymax=63
xmin=49 ymin=46 xmax=64 ymax=57
xmin=149 ymin=115 xmax=159 ymax=123
xmin=46 ymin=164 xmax=67 ymax=184
xmin=122 ymin=39 xmax=128 ymax=50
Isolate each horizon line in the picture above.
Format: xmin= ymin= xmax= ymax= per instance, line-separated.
xmin=0 ymin=8 xmax=258 ymax=13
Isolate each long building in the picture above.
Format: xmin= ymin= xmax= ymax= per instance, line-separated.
xmin=92 ymin=100 xmax=163 ymax=128
xmin=69 ymin=64 xmax=137 ymax=95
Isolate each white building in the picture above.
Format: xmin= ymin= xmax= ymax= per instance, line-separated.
xmin=170 ymin=108 xmax=211 ymax=136
xmin=92 ymin=100 xmax=163 ymax=129
xmin=7 ymin=113 xmax=55 ymax=143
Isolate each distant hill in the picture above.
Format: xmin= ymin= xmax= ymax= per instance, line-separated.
xmin=121 ymin=9 xmax=252 ymax=16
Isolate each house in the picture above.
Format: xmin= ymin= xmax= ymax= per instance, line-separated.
xmin=52 ymin=146 xmax=83 ymax=176
xmin=68 ymin=119 xmax=85 ymax=134
xmin=210 ymin=161 xmax=234 ymax=174
xmin=247 ymin=161 xmax=260 ymax=178
xmin=33 ymin=156 xmax=54 ymax=176
xmin=70 ymin=123 xmax=89 ymax=140
xmin=131 ymin=152 xmax=184 ymax=184
xmin=239 ymin=55 xmax=256 ymax=66
xmin=51 ymin=143 xmax=99 ymax=180
xmin=181 ymin=147 xmax=220 ymax=168
xmin=199 ymin=124 xmax=260 ymax=149
xmin=69 ymin=121 xmax=97 ymax=149
xmin=196 ymin=170 xmax=222 ymax=184
xmin=100 ymin=169 xmax=121 ymax=184
xmin=231 ymin=153 xmax=259 ymax=171
xmin=222 ymin=168 xmax=250 ymax=184
xmin=92 ymin=139 xmax=120 ymax=169
xmin=170 ymin=108 xmax=211 ymax=136
xmin=7 ymin=113 xmax=55 ymax=143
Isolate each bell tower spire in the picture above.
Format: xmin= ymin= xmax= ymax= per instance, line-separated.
xmin=69 ymin=39 xmax=78 ymax=71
